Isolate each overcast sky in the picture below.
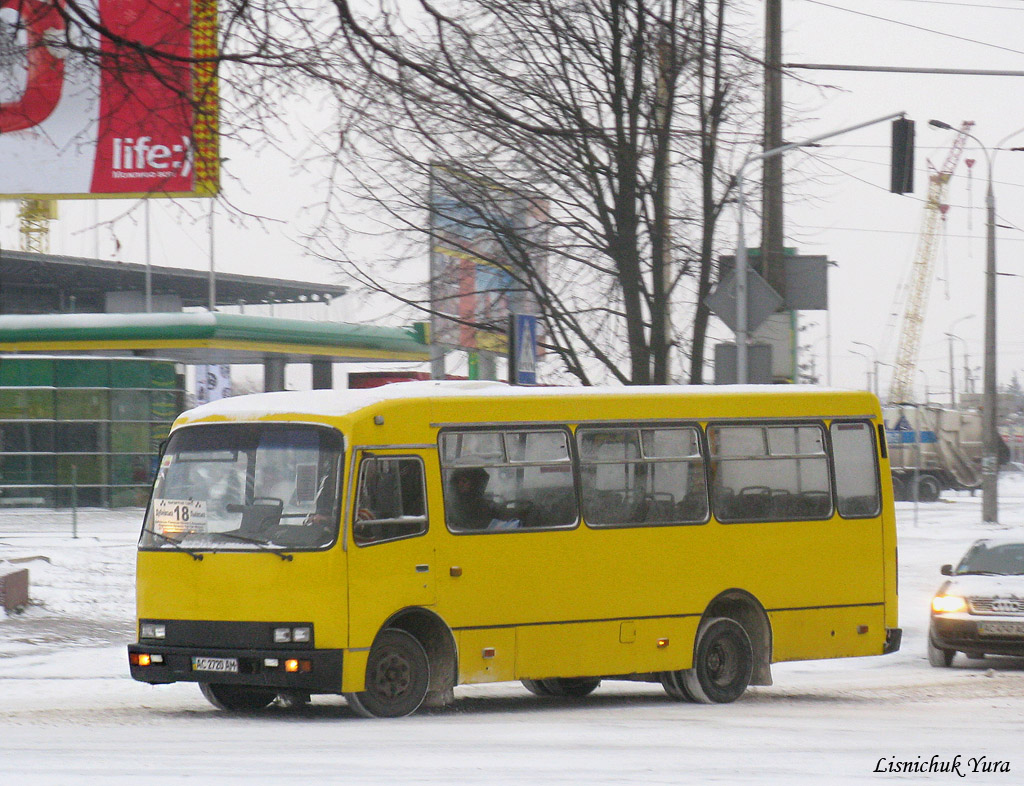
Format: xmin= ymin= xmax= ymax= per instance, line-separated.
xmin=780 ymin=0 xmax=1024 ymax=397
xmin=4 ymin=0 xmax=1024 ymax=397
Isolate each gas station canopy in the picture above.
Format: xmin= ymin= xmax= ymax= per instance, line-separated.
xmin=0 ymin=312 xmax=430 ymax=365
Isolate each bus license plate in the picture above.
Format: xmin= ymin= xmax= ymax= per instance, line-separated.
xmin=192 ymin=656 xmax=239 ymax=673
xmin=978 ymin=621 xmax=1024 ymax=637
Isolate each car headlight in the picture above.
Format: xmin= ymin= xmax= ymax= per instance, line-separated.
xmin=932 ymin=594 xmax=968 ymax=614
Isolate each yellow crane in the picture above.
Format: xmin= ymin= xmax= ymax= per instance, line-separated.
xmin=17 ymin=199 xmax=58 ymax=253
xmin=888 ymin=121 xmax=973 ymax=403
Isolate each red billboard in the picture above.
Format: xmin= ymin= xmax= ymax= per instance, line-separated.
xmin=0 ymin=0 xmax=218 ymax=198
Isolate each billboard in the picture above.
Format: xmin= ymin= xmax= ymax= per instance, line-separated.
xmin=428 ymin=163 xmax=545 ymax=352
xmin=194 ymin=363 xmax=231 ymax=404
xmin=0 ymin=0 xmax=218 ymax=198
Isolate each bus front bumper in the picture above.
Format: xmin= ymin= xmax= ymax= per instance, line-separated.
xmin=127 ymin=644 xmax=344 ymax=693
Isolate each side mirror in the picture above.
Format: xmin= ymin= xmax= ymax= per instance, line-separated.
xmin=940 ymin=564 xmax=953 ymax=576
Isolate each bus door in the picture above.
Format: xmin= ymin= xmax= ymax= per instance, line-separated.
xmin=346 ymin=450 xmax=436 ymax=646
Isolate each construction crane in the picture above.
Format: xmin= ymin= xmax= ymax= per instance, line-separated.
xmin=17 ymin=198 xmax=58 ymax=253
xmin=888 ymin=121 xmax=973 ymax=403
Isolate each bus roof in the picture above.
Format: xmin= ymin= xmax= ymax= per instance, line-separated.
xmin=177 ymin=380 xmax=876 ymax=426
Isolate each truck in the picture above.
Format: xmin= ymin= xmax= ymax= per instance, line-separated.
xmin=883 ymin=404 xmax=991 ymax=502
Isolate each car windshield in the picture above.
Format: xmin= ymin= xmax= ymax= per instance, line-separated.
xmin=140 ymin=423 xmax=343 ymax=552
xmin=955 ymin=541 xmax=1024 ymax=575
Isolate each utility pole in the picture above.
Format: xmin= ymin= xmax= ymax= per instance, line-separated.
xmin=762 ymin=0 xmax=785 ymax=296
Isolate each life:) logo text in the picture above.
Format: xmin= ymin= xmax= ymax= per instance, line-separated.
xmin=111 ymin=136 xmax=193 ymax=178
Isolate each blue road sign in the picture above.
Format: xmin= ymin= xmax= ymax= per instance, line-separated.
xmin=512 ymin=314 xmax=538 ymax=385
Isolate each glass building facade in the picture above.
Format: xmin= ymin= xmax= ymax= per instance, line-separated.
xmin=0 ymin=356 xmax=185 ymax=507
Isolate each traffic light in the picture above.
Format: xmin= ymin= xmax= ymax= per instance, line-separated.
xmin=891 ymin=118 xmax=915 ymax=194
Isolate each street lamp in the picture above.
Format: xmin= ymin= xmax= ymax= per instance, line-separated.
xmin=929 ymin=120 xmax=1024 ymax=524
xmin=849 ymin=349 xmax=872 ymax=393
xmin=944 ymin=314 xmax=974 ymax=409
xmin=851 ymin=340 xmax=880 ymax=398
xmin=728 ymin=112 xmax=905 ymax=383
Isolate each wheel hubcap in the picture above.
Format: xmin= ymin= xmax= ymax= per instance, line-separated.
xmin=372 ymin=650 xmax=411 ymax=699
xmin=707 ymin=640 xmax=738 ymax=686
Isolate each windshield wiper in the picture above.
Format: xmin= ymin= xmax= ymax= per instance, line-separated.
xmin=142 ymin=528 xmax=203 ymax=561
xmin=957 ymin=570 xmax=1002 ymax=576
xmin=215 ymin=531 xmax=294 ymax=561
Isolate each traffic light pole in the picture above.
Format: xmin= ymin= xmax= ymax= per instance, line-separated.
xmin=731 ymin=111 xmax=909 ymax=383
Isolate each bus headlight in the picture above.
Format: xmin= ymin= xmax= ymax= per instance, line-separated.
xmin=273 ymin=625 xmax=313 ymax=644
xmin=140 ymin=623 xmax=166 ymax=639
xmin=932 ymin=594 xmax=967 ymax=614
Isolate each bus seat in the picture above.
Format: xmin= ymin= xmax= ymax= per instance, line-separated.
xmin=796 ymin=491 xmax=831 ymax=518
xmin=712 ymin=487 xmax=735 ymax=519
xmin=739 ymin=486 xmax=771 ymax=519
xmin=769 ymin=490 xmax=795 ymax=518
xmin=676 ymin=494 xmax=708 ymax=522
xmin=644 ymin=496 xmax=677 ymax=523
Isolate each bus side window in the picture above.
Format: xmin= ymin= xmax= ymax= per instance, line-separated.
xmin=709 ymin=424 xmax=832 ymax=523
xmin=440 ymin=428 xmax=578 ymax=533
xmin=831 ymin=422 xmax=882 ymax=518
xmin=578 ymin=426 xmax=707 ymax=528
xmin=353 ymin=457 xmax=428 ymax=546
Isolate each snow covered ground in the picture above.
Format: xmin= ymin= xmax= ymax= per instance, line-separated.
xmin=3 ymin=484 xmax=1024 ymax=784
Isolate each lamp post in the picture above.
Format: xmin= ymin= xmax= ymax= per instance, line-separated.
xmin=851 ymin=340 xmax=880 ymax=398
xmin=944 ymin=314 xmax=974 ymax=409
xmin=849 ymin=349 xmax=872 ymax=393
xmin=929 ymin=121 xmax=1024 ymax=524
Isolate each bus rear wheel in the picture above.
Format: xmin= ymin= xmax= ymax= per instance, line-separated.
xmin=346 ymin=628 xmax=430 ymax=718
xmin=521 ymin=678 xmax=555 ymax=696
xmin=660 ymin=670 xmax=697 ymax=702
xmin=199 ymin=683 xmax=277 ymax=712
xmin=681 ymin=617 xmax=753 ymax=704
xmin=522 ymin=677 xmax=601 ymax=697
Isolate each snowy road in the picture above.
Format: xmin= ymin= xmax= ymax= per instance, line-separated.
xmin=3 ymin=492 xmax=1024 ymax=784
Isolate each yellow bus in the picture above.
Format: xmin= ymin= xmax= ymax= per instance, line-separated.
xmin=128 ymin=381 xmax=900 ymax=717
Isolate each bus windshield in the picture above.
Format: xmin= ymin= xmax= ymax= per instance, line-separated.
xmin=140 ymin=423 xmax=343 ymax=552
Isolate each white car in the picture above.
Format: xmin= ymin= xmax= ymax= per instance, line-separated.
xmin=928 ymin=538 xmax=1024 ymax=667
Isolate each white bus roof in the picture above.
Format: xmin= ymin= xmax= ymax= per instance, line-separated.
xmin=179 ymin=380 xmax=869 ymax=425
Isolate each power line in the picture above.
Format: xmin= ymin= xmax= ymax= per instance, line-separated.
xmin=799 ymin=0 xmax=1024 ymax=56
xmin=787 ymin=63 xmax=1024 ymax=76
xmin=887 ymin=0 xmax=1024 ymax=10
xmin=795 ymin=224 xmax=1024 ymax=241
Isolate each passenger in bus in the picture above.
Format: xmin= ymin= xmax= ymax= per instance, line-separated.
xmin=447 ymin=467 xmax=511 ymax=531
xmin=305 ymin=473 xmax=337 ymax=528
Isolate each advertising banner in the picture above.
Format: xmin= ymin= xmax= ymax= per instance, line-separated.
xmin=194 ymin=363 xmax=231 ymax=405
xmin=0 ymin=0 xmax=218 ymax=198
xmin=428 ymin=163 xmax=545 ymax=352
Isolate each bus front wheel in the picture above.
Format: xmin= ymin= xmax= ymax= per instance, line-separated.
xmin=199 ymin=683 xmax=277 ymax=712
xmin=681 ymin=617 xmax=753 ymax=704
xmin=346 ymin=628 xmax=430 ymax=718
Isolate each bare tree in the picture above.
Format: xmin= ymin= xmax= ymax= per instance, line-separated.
xmin=26 ymin=0 xmax=759 ymax=384
xmin=315 ymin=0 xmax=760 ymax=384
